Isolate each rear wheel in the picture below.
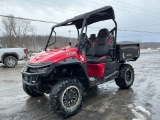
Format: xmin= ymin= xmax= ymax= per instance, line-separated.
xmin=4 ymin=56 xmax=17 ymax=68
xmin=49 ymin=78 xmax=84 ymax=117
xmin=23 ymin=84 xmax=44 ymax=97
xmin=115 ymin=64 xmax=134 ymax=89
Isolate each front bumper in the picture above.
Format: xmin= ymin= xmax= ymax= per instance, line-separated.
xmin=21 ymin=62 xmax=54 ymax=88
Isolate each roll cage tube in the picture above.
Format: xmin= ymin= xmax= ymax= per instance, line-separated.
xmin=111 ymin=19 xmax=117 ymax=58
xmin=112 ymin=19 xmax=117 ymax=42
xmin=78 ymin=19 xmax=87 ymax=53
xmin=45 ymin=28 xmax=55 ymax=51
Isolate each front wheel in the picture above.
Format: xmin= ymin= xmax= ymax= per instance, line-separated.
xmin=115 ymin=64 xmax=134 ymax=89
xmin=49 ymin=78 xmax=84 ymax=117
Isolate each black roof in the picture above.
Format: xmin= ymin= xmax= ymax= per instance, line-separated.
xmin=53 ymin=6 xmax=115 ymax=29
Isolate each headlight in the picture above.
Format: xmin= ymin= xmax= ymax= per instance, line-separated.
xmin=36 ymin=67 xmax=50 ymax=73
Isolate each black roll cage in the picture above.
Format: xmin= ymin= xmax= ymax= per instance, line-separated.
xmin=45 ymin=6 xmax=117 ymax=58
xmin=45 ymin=18 xmax=117 ymax=56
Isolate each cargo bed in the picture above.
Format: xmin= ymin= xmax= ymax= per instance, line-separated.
xmin=116 ymin=43 xmax=140 ymax=62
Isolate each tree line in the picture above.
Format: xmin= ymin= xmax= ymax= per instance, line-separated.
xmin=0 ymin=15 xmax=77 ymax=51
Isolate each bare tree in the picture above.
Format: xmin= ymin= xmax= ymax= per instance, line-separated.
xmin=15 ymin=19 xmax=35 ymax=47
xmin=1 ymin=16 xmax=17 ymax=47
xmin=0 ymin=15 xmax=35 ymax=48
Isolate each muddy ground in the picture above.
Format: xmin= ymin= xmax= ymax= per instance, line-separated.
xmin=0 ymin=52 xmax=160 ymax=120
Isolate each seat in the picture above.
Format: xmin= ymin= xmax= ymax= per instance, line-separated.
xmin=85 ymin=34 xmax=96 ymax=56
xmin=89 ymin=34 xmax=96 ymax=41
xmin=87 ymin=28 xmax=111 ymax=63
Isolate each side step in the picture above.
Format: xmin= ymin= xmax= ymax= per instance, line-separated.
xmin=103 ymin=71 xmax=119 ymax=81
xmin=89 ymin=71 xmax=119 ymax=86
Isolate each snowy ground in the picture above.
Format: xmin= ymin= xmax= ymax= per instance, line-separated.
xmin=140 ymin=49 xmax=159 ymax=54
xmin=128 ymin=50 xmax=160 ymax=120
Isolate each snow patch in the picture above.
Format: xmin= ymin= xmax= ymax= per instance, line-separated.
xmin=131 ymin=109 xmax=146 ymax=120
xmin=127 ymin=104 xmax=134 ymax=108
xmin=132 ymin=118 xmax=143 ymax=120
xmin=135 ymin=106 xmax=151 ymax=117
xmin=127 ymin=104 xmax=151 ymax=120
xmin=140 ymin=49 xmax=159 ymax=54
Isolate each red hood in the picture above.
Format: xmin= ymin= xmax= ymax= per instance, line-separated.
xmin=30 ymin=48 xmax=86 ymax=64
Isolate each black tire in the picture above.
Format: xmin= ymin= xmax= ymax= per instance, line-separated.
xmin=115 ymin=64 xmax=134 ymax=89
xmin=4 ymin=56 xmax=17 ymax=68
xmin=23 ymin=84 xmax=44 ymax=97
xmin=49 ymin=77 xmax=84 ymax=117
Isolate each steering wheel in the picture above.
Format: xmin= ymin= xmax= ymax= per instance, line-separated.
xmin=82 ymin=38 xmax=92 ymax=49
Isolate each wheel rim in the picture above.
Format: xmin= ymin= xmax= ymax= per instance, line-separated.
xmin=6 ymin=58 xmax=16 ymax=67
xmin=125 ymin=69 xmax=132 ymax=82
xmin=61 ymin=86 xmax=80 ymax=109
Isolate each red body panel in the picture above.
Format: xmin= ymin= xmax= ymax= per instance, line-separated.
xmin=30 ymin=48 xmax=86 ymax=63
xmin=30 ymin=47 xmax=106 ymax=79
xmin=87 ymin=63 xmax=105 ymax=78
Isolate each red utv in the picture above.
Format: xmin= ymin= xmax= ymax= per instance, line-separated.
xmin=22 ymin=6 xmax=140 ymax=117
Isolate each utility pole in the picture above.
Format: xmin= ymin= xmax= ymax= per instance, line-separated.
xmin=68 ymin=30 xmax=71 ymax=46
xmin=34 ymin=34 xmax=37 ymax=51
xmin=32 ymin=33 xmax=37 ymax=51
xmin=32 ymin=35 xmax=34 ymax=51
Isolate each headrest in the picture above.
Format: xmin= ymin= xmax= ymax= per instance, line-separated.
xmin=97 ymin=28 xmax=110 ymax=38
xmin=90 ymin=34 xmax=96 ymax=39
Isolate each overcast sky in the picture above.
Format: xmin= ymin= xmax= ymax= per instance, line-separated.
xmin=1 ymin=0 xmax=160 ymax=42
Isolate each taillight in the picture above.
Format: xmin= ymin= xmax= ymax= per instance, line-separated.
xmin=24 ymin=48 xmax=28 ymax=54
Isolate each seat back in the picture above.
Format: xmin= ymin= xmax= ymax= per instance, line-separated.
xmin=93 ymin=28 xmax=110 ymax=57
xmin=89 ymin=34 xmax=96 ymax=41
xmin=86 ymin=34 xmax=96 ymax=56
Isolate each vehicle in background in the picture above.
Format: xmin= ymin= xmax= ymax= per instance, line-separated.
xmin=0 ymin=47 xmax=27 ymax=68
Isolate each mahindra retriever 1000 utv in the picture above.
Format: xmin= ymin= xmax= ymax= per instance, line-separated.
xmin=22 ymin=6 xmax=140 ymax=117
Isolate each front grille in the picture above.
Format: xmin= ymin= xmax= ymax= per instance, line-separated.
xmin=28 ymin=68 xmax=37 ymax=73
